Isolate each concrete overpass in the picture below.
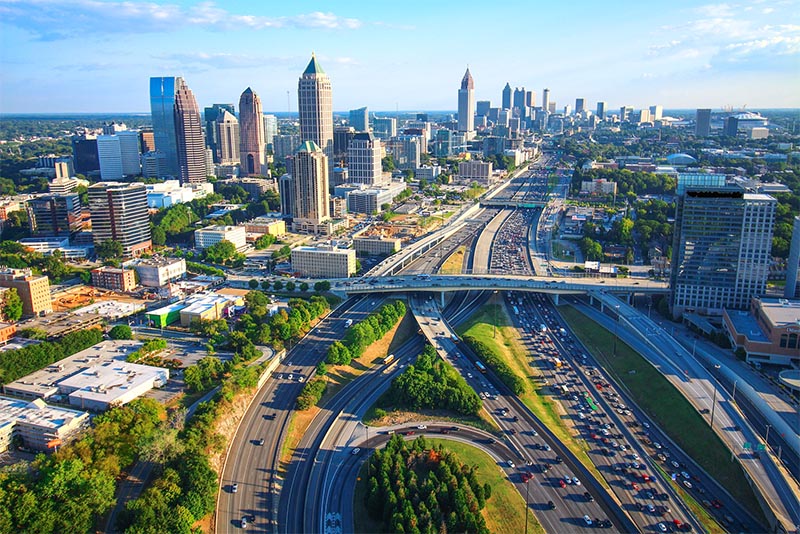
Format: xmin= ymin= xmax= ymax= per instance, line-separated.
xmin=480 ymin=198 xmax=547 ymax=209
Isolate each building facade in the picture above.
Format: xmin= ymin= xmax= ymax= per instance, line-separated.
xmin=723 ymin=297 xmax=800 ymax=367
xmin=696 ymin=109 xmax=711 ymax=136
xmin=174 ymin=78 xmax=206 ymax=185
xmin=457 ymin=68 xmax=475 ymax=134
xmin=785 ymin=216 xmax=800 ymax=299
xmin=372 ymin=117 xmax=397 ymax=139
xmin=27 ymin=194 xmax=84 ymax=237
xmin=291 ymin=141 xmax=330 ymax=234
xmin=194 ymin=225 xmax=247 ymax=250
xmin=88 ymin=182 xmax=152 ymax=257
xmin=0 ymin=268 xmax=52 ymax=317
xmin=149 ymin=77 xmax=180 ymax=177
xmin=239 ymin=87 xmax=265 ymax=176
xmin=204 ymin=103 xmax=236 ymax=163
xmin=347 ymin=132 xmax=384 ymax=186
xmin=215 ymin=109 xmax=240 ymax=165
xmin=298 ymin=54 xmax=334 ymax=175
xmin=349 ymin=107 xmax=369 ymax=132
xmin=353 ymin=236 xmax=401 ymax=256
xmin=458 ymin=160 xmax=493 ymax=185
xmin=91 ymin=266 xmax=136 ymax=292
xmin=134 ymin=257 xmax=187 ymax=287
xmin=291 ymin=246 xmax=356 ymax=278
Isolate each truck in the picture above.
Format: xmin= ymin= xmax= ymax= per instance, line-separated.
xmin=382 ymin=354 xmax=395 ymax=365
xmin=553 ymin=358 xmax=563 ymax=368
xmin=344 ymin=319 xmax=353 ymax=328
xmin=540 ymin=324 xmax=547 ymax=333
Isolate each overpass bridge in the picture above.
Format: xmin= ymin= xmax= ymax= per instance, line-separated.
xmin=480 ymin=198 xmax=547 ymax=209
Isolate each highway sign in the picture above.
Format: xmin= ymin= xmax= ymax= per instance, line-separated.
xmin=742 ymin=442 xmax=752 ymax=450
xmin=755 ymin=443 xmax=767 ymax=452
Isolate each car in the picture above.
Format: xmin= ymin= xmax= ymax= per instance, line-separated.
xmin=287 ymin=374 xmax=293 ymax=380
xmin=647 ymin=504 xmax=656 ymax=513
xmin=403 ymin=431 xmax=415 ymax=436
xmin=572 ymin=477 xmax=581 ymax=486
xmin=671 ymin=460 xmax=680 ymax=468
xmin=257 ymin=438 xmax=265 ymax=446
xmin=682 ymin=480 xmax=693 ymax=489
xmin=657 ymin=523 xmax=667 ymax=532
xmin=298 ymin=376 xmax=305 ymax=382
xmin=241 ymin=516 xmax=248 ymax=529
xmin=583 ymin=515 xmax=593 ymax=526
xmin=506 ymin=460 xmax=516 ymax=468
xmin=450 ymin=426 xmax=460 ymax=431
xmin=351 ymin=447 xmax=361 ymax=455
xmin=543 ymin=444 xmax=551 ymax=451
xmin=547 ymin=500 xmax=556 ymax=509
xmin=417 ymin=424 xmax=427 ymax=430
xmin=554 ymin=455 xmax=563 ymax=463
xmin=232 ymin=483 xmax=238 ymax=493
xmin=559 ymin=479 xmax=566 ymax=488
xmin=584 ymin=491 xmax=594 ymax=502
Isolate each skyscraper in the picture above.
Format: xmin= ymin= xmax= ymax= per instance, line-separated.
xmin=502 ymin=83 xmax=512 ymax=110
xmin=239 ymin=87 xmax=265 ymax=176
xmin=525 ymin=91 xmax=535 ymax=108
xmin=542 ymin=88 xmax=550 ymax=113
xmin=372 ymin=117 xmax=397 ymax=139
xmin=291 ymin=141 xmax=330 ymax=234
xmin=476 ymin=101 xmax=491 ymax=117
xmin=263 ymin=114 xmax=278 ymax=151
xmin=150 ymin=77 xmax=180 ymax=177
xmin=513 ymin=87 xmax=526 ymax=112
xmin=785 ymin=216 xmax=800 ymax=299
xmin=696 ymin=109 xmax=711 ymax=136
xmin=333 ymin=126 xmax=355 ymax=168
xmin=649 ymin=105 xmax=663 ymax=121
xmin=596 ymin=101 xmax=606 ymax=120
xmin=88 ymin=182 xmax=152 ymax=257
xmin=349 ymin=107 xmax=369 ymax=132
xmin=298 ymin=54 xmax=334 ymax=175
xmin=575 ymin=98 xmax=586 ymax=114
xmin=96 ymin=135 xmax=124 ymax=180
xmin=204 ymin=103 xmax=235 ymax=163
xmin=670 ymin=185 xmax=776 ymax=317
xmin=347 ymin=132 xmax=384 ymax=186
xmin=458 ymin=68 xmax=475 ymax=134
xmin=215 ymin=109 xmax=240 ymax=165
xmin=71 ymin=134 xmax=99 ymax=174
xmin=27 ymin=194 xmax=84 ymax=237
xmin=724 ymin=116 xmax=739 ymax=136
xmin=174 ymin=78 xmax=206 ymax=185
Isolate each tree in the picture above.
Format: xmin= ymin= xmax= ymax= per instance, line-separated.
xmin=314 ymin=280 xmax=331 ymax=292
xmin=1 ymin=288 xmax=23 ymax=322
xmin=152 ymin=227 xmax=167 ymax=246
xmin=273 ymin=280 xmax=284 ymax=290
xmin=109 ymin=324 xmax=133 ymax=340
xmin=96 ymin=239 xmax=123 ymax=260
xmin=285 ymin=281 xmax=296 ymax=292
xmin=254 ymin=233 xmax=276 ymax=249
xmin=300 ymin=282 xmax=309 ymax=292
xmin=203 ymin=240 xmax=237 ymax=264
xmin=248 ymin=279 xmax=259 ymax=289
xmin=261 ymin=280 xmax=271 ymax=290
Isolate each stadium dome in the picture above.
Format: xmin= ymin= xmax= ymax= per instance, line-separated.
xmin=666 ymin=153 xmax=697 ymax=165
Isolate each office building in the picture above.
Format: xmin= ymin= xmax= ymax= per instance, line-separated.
xmin=575 ymin=98 xmax=586 ymax=114
xmin=353 ymin=236 xmax=401 ymax=256
xmin=434 ymin=129 xmax=453 ymax=157
xmin=785 ymin=216 xmax=800 ymax=299
xmin=150 ymin=77 xmax=180 ymax=176
xmin=133 ymin=257 xmax=187 ymax=288
xmin=49 ymin=176 xmax=78 ymax=195
xmin=291 ymin=141 xmax=330 ymax=234
xmin=244 ymin=217 xmax=286 ymax=237
xmin=619 ymin=106 xmax=633 ymax=122
xmin=91 ymin=266 xmax=136 ymax=292
xmin=194 ymin=225 xmax=247 ymax=250
xmin=140 ymin=129 xmax=156 ymax=153
xmin=298 ymin=53 xmax=334 ymax=175
xmin=174 ymin=78 xmax=206 ymax=185
xmin=53 ymin=160 xmax=72 ymax=180
xmin=349 ymin=107 xmax=369 ymax=132
xmin=263 ymin=114 xmax=278 ymax=151
xmin=347 ymin=132 xmax=384 ymax=186
xmin=526 ymin=90 xmax=535 ymax=108
xmin=649 ymin=105 xmax=663 ymax=121
xmin=634 ymin=109 xmax=652 ymax=124
xmin=596 ymin=101 xmax=606 ymax=120
xmin=457 ymin=68 xmax=475 ymax=134
xmin=387 ymin=135 xmax=421 ymax=171
xmin=71 ymin=134 xmax=100 ymax=174
xmin=750 ymin=127 xmax=769 ymax=139
xmin=214 ymin=109 xmax=240 ymax=165
xmin=118 ymin=131 xmax=141 ymax=175
xmin=204 ymin=104 xmax=236 ymax=163
xmin=670 ymin=186 xmax=776 ymax=317
xmin=333 ymin=126 xmax=355 ymax=167
xmin=476 ymin=101 xmax=491 ymax=117
xmin=88 ymin=182 xmax=151 ymax=257
xmin=274 ymin=134 xmax=300 ymax=159
xmin=501 ymin=82 xmax=512 ymax=110
xmin=513 ymin=87 xmax=526 ymax=114
xmin=696 ymin=109 xmax=712 ymax=136
xmin=141 ymin=151 xmax=167 ymax=178
xmin=0 ymin=268 xmax=52 ymax=317
xmin=96 ymin=135 xmax=123 ymax=180
xmin=279 ymin=173 xmax=294 ymax=217
xmin=373 ymin=116 xmax=397 ymax=139
xmin=676 ymin=173 xmax=726 ymax=195
xmin=145 ymin=179 xmax=212 ymax=208
xmin=458 ymin=160 xmax=493 ymax=185
xmin=27 ymin=194 xmax=84 ymax=237
xmin=291 ymin=246 xmax=356 ymax=278
xmin=0 ymin=396 xmax=89 ymax=453
xmin=723 ymin=297 xmax=800 ymax=367
xmin=239 ymin=87 xmax=265 ymax=176
xmin=541 ymin=88 xmax=550 ymax=114
xmin=723 ymin=116 xmax=740 ymax=136
xmin=220 ymin=177 xmax=276 ymax=200
xmin=342 ymin=182 xmax=406 ymax=215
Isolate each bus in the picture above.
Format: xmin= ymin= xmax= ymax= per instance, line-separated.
xmin=344 ymin=319 xmax=353 ymax=328
xmin=474 ymin=361 xmax=487 ymax=374
xmin=382 ymin=354 xmax=395 ymax=365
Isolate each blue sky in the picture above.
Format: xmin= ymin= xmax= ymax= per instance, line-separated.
xmin=1 ymin=0 xmax=798 ymax=113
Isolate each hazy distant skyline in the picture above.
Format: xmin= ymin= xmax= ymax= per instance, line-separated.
xmin=1 ymin=0 xmax=798 ymax=114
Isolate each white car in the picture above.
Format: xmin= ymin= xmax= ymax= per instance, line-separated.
xmin=572 ymin=477 xmax=581 ymax=486
xmin=507 ymin=460 xmax=516 ymax=468
xmin=417 ymin=424 xmax=427 ymax=429
xmin=583 ymin=515 xmax=593 ymax=526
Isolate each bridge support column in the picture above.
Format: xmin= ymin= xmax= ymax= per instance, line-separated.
xmin=627 ymin=293 xmax=632 ymax=305
xmin=553 ymin=294 xmax=559 ymax=306
xmin=440 ymin=292 xmax=445 ymax=308
xmin=600 ymin=302 xmax=605 ymax=313
xmin=589 ymin=295 xmax=594 ymax=306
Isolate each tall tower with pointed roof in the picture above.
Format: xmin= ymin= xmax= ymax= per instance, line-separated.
xmin=239 ymin=87 xmax=265 ymax=176
xmin=174 ymin=78 xmax=206 ymax=185
xmin=458 ymin=68 xmax=475 ymax=135
xmin=298 ymin=53 xmax=334 ymax=176
xmin=502 ymin=82 xmax=512 ymax=110
xmin=291 ymin=140 xmax=330 ymax=234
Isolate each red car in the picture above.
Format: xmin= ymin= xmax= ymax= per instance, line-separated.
xmin=631 ymin=483 xmax=640 ymax=490
xmin=559 ymin=479 xmax=566 ymax=488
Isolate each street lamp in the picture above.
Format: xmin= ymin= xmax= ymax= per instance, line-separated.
xmin=765 ymin=424 xmax=772 ymax=445
xmin=524 ymin=477 xmax=530 ymax=534
xmin=709 ymin=385 xmax=718 ymax=429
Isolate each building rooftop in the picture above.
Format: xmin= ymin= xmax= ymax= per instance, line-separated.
xmin=0 ymin=396 xmax=88 ymax=432
xmin=296 ymin=140 xmax=321 ymax=154
xmin=294 ymin=246 xmax=353 ymax=254
xmin=132 ymin=256 xmax=186 ymax=268
xmin=757 ymin=298 xmax=800 ymax=329
xmin=145 ymin=302 xmax=187 ymax=317
xmin=303 ymin=53 xmax=325 ymax=76
xmin=58 ymin=359 xmax=169 ymax=408
xmin=725 ymin=309 xmax=769 ymax=343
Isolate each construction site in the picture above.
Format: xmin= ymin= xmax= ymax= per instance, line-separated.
xmin=51 ymin=284 xmax=149 ymax=313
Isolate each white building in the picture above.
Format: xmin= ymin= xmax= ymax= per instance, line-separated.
xmin=0 ymin=396 xmax=89 ymax=453
xmin=347 ymin=132 xmax=385 ymax=186
xmin=132 ymin=256 xmax=187 ymax=287
xmin=194 ymin=225 xmax=247 ymax=250
xmin=97 ymin=135 xmax=124 ymax=180
xmin=118 ymin=130 xmax=142 ymax=176
xmin=291 ymin=246 xmax=356 ymax=278
xmin=458 ymin=160 xmax=493 ymax=185
xmin=146 ymin=180 xmax=213 ymax=208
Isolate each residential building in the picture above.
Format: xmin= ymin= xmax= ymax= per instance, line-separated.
xmin=204 ymin=103 xmax=236 ymax=163
xmin=174 ymin=78 xmax=206 ymax=184
xmin=91 ymin=266 xmax=136 ymax=292
xmin=27 ymin=194 xmax=85 ymax=237
xmin=750 ymin=127 xmax=769 ymax=139
xmin=194 ymin=225 xmax=247 ymax=250
xmin=387 ymin=135 xmax=421 ymax=171
xmin=291 ymin=246 xmax=356 ymax=278
xmin=696 ymin=108 xmax=712 ymax=136
xmin=347 ymin=132 xmax=384 ymax=186
xmin=214 ymin=109 xmax=240 ymax=165
xmin=434 ymin=129 xmax=453 ymax=157
xmin=724 ymin=116 xmax=739 ymax=136
xmin=670 ymin=186 xmax=776 ymax=317
xmin=349 ymin=107 xmax=369 ymax=132
xmin=88 ymin=182 xmax=152 ymax=257
xmin=458 ymin=160 xmax=493 ymax=185
xmin=0 ymin=268 xmax=52 ymax=317
xmin=133 ymin=257 xmax=187 ymax=287
xmin=273 ymin=134 xmax=300 ymax=159
xmin=298 ymin=54 xmax=334 ymax=175
xmin=0 ymin=396 xmax=89 ymax=453
xmin=723 ymin=297 xmax=800 ymax=367
xmin=372 ymin=116 xmax=397 ymax=139
xmin=457 ymin=68 xmax=475 ymax=135
xmin=239 ymin=87 xmax=265 ymax=176
xmin=580 ymin=179 xmax=617 ymax=196
xmin=263 ymin=114 xmax=278 ymax=150
xmin=291 ymin=141 xmax=330 ymax=234
xmin=353 ymin=235 xmax=401 ymax=256
xmin=149 ymin=76 xmax=181 ymax=176
xmin=279 ymin=173 xmax=294 ymax=217
xmin=785 ymin=216 xmax=800 ymax=299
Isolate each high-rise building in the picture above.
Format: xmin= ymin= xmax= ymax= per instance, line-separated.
xmin=670 ymin=185 xmax=776 ymax=317
xmin=373 ymin=117 xmax=397 ymax=139
xmin=279 ymin=173 xmax=294 ymax=217
xmin=27 ymin=194 xmax=84 ymax=237
xmin=239 ymin=87 xmax=265 ymax=176
xmin=140 ymin=129 xmax=156 ymax=153
xmin=502 ymin=82 xmax=512 ymax=110
xmin=150 ymin=77 xmax=180 ymax=177
xmin=204 ymin=104 xmax=235 ymax=163
xmin=263 ymin=114 xmax=278 ymax=151
xmin=88 ymin=182 xmax=152 ymax=257
xmin=526 ymin=90 xmax=535 ymax=108
xmin=274 ymin=135 xmax=301 ymax=160
xmin=174 ymin=78 xmax=206 ymax=184
xmin=724 ymin=116 xmax=739 ymax=137
xmin=541 ymin=88 xmax=550 ymax=113
xmin=387 ymin=135 xmax=421 ymax=171
xmin=96 ymin=135 xmax=124 ymax=180
xmin=0 ymin=268 xmax=52 ymax=317
xmin=348 ymin=133 xmax=384 ymax=186
xmin=298 ymin=54 xmax=334 ymax=175
xmin=649 ymin=105 xmax=663 ymax=121
xmin=695 ymin=109 xmax=712 ymax=137
xmin=119 ymin=131 xmax=142 ymax=176
xmin=349 ymin=107 xmax=369 ymax=132
xmin=291 ymin=141 xmax=330 ymax=234
xmin=457 ymin=68 xmax=475 ymax=134
xmin=333 ymin=126 xmax=355 ymax=167
xmin=434 ymin=129 xmax=453 ymax=157
xmin=71 ymin=134 xmax=99 ymax=174
xmin=596 ymin=101 xmax=606 ymax=120
xmin=619 ymin=106 xmax=633 ymax=122
xmin=513 ymin=87 xmax=526 ymax=112
xmin=575 ymin=98 xmax=586 ymax=114
xmin=476 ymin=101 xmax=491 ymax=117
xmin=215 ymin=109 xmax=240 ymax=165
xmin=785 ymin=216 xmax=800 ymax=299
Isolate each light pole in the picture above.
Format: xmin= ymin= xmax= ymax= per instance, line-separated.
xmin=709 ymin=386 xmax=718 ymax=429
xmin=765 ymin=424 xmax=771 ymax=445
xmin=524 ymin=478 xmax=530 ymax=534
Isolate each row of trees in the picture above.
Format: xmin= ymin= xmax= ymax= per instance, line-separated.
xmin=364 ymin=435 xmax=491 ymax=534
xmin=235 ymin=291 xmax=331 ymax=352
xmin=571 ymin=168 xmax=677 ymax=197
xmin=296 ymin=377 xmax=327 ymax=410
xmin=380 ymin=344 xmax=481 ymax=415
xmin=0 ymin=241 xmax=75 ymax=283
xmin=326 ymin=301 xmax=406 ymax=366
xmin=461 ymin=333 xmax=526 ymax=395
xmin=183 ymin=356 xmax=224 ymax=393
xmin=0 ymin=398 xmax=167 ymax=533
xmin=0 ymin=328 xmax=104 ymax=385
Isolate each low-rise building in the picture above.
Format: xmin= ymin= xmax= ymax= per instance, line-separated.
xmin=291 ymin=246 xmax=356 ymax=278
xmin=219 ymin=177 xmax=277 ymax=199
xmin=91 ymin=266 xmax=136 ymax=292
xmin=145 ymin=180 xmax=214 ymax=208
xmin=580 ymin=178 xmax=617 ymax=196
xmin=0 ymin=268 xmax=52 ymax=317
xmin=194 ymin=225 xmax=247 ymax=251
xmin=18 ymin=237 xmax=92 ymax=259
xmin=145 ymin=302 xmax=186 ymax=328
xmin=353 ymin=235 xmax=401 ymax=256
xmin=723 ymin=297 xmax=800 ymax=367
xmin=0 ymin=396 xmax=90 ymax=453
xmin=132 ymin=256 xmax=186 ymax=288
xmin=0 ymin=322 xmax=17 ymax=342
xmin=179 ymin=293 xmax=238 ymax=326
xmin=18 ymin=311 xmax=103 ymax=340
xmin=458 ymin=160 xmax=493 ymax=185
xmin=341 ymin=182 xmax=407 ymax=215
xmin=244 ymin=217 xmax=286 ymax=237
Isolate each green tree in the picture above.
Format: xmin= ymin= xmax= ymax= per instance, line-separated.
xmin=96 ymin=239 xmax=124 ymax=259
xmin=273 ymin=280 xmax=284 ymax=290
xmin=300 ymin=282 xmax=309 ymax=292
xmin=248 ymin=279 xmax=259 ymax=289
xmin=203 ymin=240 xmax=237 ymax=264
xmin=108 ymin=324 xmax=133 ymax=340
xmin=314 ymin=280 xmax=331 ymax=292
xmin=285 ymin=281 xmax=296 ymax=292
xmin=261 ymin=280 xmax=271 ymax=290
xmin=1 ymin=288 xmax=23 ymax=322
xmin=152 ymin=226 xmax=167 ymax=246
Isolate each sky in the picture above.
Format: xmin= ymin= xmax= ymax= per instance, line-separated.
xmin=0 ymin=0 xmax=798 ymax=114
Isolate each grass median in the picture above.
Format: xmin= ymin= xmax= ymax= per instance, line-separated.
xmin=440 ymin=244 xmax=467 ymax=274
xmin=559 ymin=305 xmax=765 ymax=522
xmin=455 ymin=302 xmax=608 ymax=489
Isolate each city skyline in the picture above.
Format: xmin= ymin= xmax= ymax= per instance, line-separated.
xmin=1 ymin=0 xmax=798 ymax=114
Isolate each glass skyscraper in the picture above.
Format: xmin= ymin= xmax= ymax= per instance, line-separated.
xmin=150 ymin=77 xmax=180 ymax=177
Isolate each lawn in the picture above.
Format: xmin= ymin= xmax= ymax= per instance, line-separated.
xmin=353 ymin=438 xmax=544 ymax=534
xmin=456 ymin=302 xmax=608 ymax=487
xmin=559 ymin=305 xmax=765 ymax=522
xmin=440 ymin=245 xmax=467 ymax=274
